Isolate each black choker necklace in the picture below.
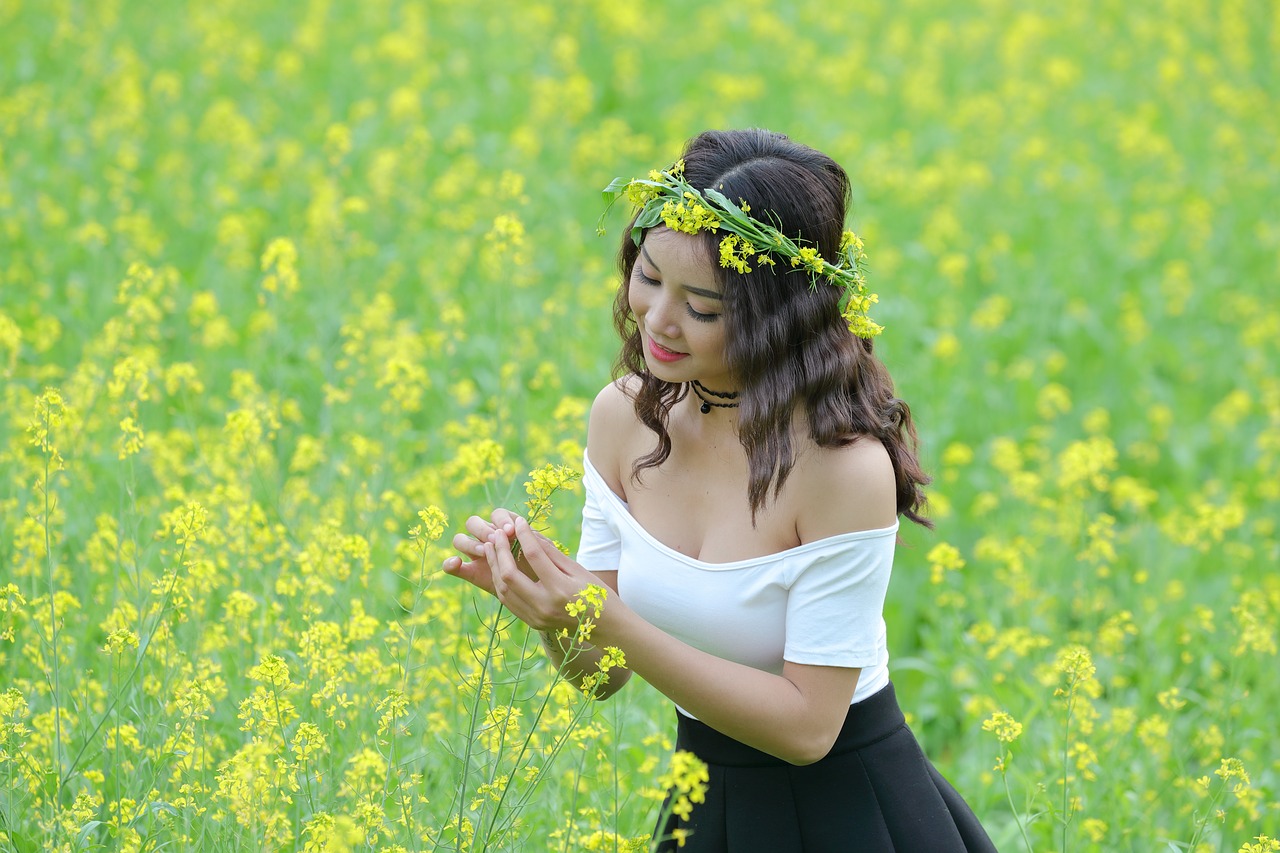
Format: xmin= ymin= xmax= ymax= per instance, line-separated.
xmin=691 ymin=380 xmax=739 ymax=414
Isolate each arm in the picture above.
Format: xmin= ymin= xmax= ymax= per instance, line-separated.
xmin=443 ymin=515 xmax=633 ymax=700
xmin=483 ymin=435 xmax=898 ymax=766
xmin=484 ymin=520 xmax=855 ymax=765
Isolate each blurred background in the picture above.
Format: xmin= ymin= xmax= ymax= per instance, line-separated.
xmin=1 ymin=0 xmax=1276 ymax=849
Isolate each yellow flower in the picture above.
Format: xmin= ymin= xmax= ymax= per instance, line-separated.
xmin=565 ymin=583 xmax=609 ymax=643
xmin=1214 ymin=757 xmax=1250 ymax=791
xmin=981 ymin=711 xmax=1023 ymax=744
xmin=524 ymin=463 xmax=582 ymax=523
xmin=599 ymin=646 xmax=626 ymax=672
xmin=290 ymin=721 xmax=327 ymax=760
xmin=28 ymin=387 xmax=72 ymax=467
xmin=718 ymin=235 xmax=754 ymax=274
xmin=260 ymin=237 xmax=300 ymax=298
xmin=661 ymin=194 xmax=721 ymax=235
xmin=410 ymin=506 xmax=448 ymax=542
xmin=927 ymin=542 xmax=966 ymax=585
xmin=102 ymin=628 xmax=139 ymax=655
xmin=657 ymin=750 xmax=710 ymax=822
xmin=301 ymin=812 xmax=338 ymax=853
xmin=1230 ymin=590 xmax=1277 ymax=656
xmin=248 ymin=653 xmax=292 ymax=689
xmin=117 ymin=407 xmax=146 ymax=460
xmin=789 ymin=245 xmax=823 ymax=273
xmin=1055 ymin=645 xmax=1095 ymax=684
xmin=625 ymin=180 xmax=661 ymax=206
xmin=376 ymin=689 xmax=410 ymax=738
xmin=1081 ymin=818 xmax=1107 ymax=842
xmin=1157 ymin=687 xmax=1187 ymax=711
xmin=323 ymin=122 xmax=352 ymax=164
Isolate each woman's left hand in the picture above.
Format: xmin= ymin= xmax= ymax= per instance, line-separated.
xmin=483 ymin=515 xmax=603 ymax=633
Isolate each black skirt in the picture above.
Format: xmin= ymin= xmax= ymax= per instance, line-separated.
xmin=653 ymin=682 xmax=996 ymax=852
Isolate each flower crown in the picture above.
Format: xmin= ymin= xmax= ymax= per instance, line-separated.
xmin=599 ymin=159 xmax=883 ymax=338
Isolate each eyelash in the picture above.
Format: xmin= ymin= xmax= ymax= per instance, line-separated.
xmin=636 ymin=268 xmax=719 ymax=323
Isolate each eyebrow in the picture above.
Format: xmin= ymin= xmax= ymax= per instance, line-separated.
xmin=640 ymin=245 xmax=724 ymax=300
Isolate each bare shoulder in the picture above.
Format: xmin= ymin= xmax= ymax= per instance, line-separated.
xmin=792 ymin=436 xmax=898 ymax=541
xmin=586 ymin=376 xmax=642 ymax=498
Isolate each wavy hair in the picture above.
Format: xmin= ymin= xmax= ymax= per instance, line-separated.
xmin=612 ymin=129 xmax=931 ymax=528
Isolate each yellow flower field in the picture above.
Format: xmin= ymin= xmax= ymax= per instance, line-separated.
xmin=1 ymin=0 xmax=1277 ymax=850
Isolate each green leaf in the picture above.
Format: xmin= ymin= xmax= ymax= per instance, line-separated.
xmin=127 ymin=800 xmax=179 ymax=828
xmin=635 ymin=205 xmax=663 ymax=230
xmin=702 ymin=187 xmax=743 ymax=218
xmin=600 ymin=176 xmax=629 ymax=202
xmin=629 ymin=203 xmax=665 ymax=245
xmin=75 ymin=821 xmax=104 ymax=847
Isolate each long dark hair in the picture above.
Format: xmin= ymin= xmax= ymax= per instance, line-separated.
xmin=611 ymin=129 xmax=931 ymax=528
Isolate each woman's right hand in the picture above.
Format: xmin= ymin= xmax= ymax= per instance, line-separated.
xmin=441 ymin=509 xmax=539 ymax=595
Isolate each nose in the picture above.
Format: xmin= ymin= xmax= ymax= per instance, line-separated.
xmin=640 ymin=285 xmax=681 ymax=340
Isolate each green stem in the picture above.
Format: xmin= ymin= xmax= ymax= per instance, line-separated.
xmin=60 ymin=529 xmax=193 ymax=787
xmin=1062 ymin=676 xmax=1075 ymax=853
xmin=452 ymin=600 xmax=504 ymax=853
xmin=559 ymin=737 xmax=592 ymax=853
xmin=1001 ymin=751 xmax=1034 ymax=853
xmin=479 ymin=633 xmax=565 ymax=850
xmin=112 ymin=654 xmax=121 ymax=828
xmin=1187 ymin=779 xmax=1226 ymax=850
xmin=42 ymin=432 xmax=63 ymax=795
xmin=477 ymin=630 xmax=539 ymax=852
xmin=494 ymin=677 xmax=601 ymax=840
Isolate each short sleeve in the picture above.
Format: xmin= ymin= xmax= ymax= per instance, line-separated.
xmin=576 ymin=457 xmax=623 ymax=572
xmin=782 ymin=533 xmax=895 ymax=668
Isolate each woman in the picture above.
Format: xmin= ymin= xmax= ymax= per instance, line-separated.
xmin=443 ymin=129 xmax=996 ymax=851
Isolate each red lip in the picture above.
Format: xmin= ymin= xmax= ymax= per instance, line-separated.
xmin=647 ymin=336 xmax=689 ymax=363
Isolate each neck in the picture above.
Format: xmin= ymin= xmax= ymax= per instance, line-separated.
xmin=690 ymin=380 xmax=739 ymax=415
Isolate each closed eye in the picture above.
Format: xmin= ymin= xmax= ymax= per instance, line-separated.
xmin=636 ymin=268 xmax=720 ymax=323
xmin=685 ymin=304 xmax=718 ymax=323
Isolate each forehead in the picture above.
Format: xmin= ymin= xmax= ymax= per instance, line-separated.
xmin=640 ymin=227 xmax=718 ymax=288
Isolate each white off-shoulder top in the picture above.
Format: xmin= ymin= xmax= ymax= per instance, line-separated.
xmin=576 ymin=451 xmax=896 ymax=717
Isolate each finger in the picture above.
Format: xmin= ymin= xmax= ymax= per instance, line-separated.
xmin=484 ymin=538 xmax=551 ymax=629
xmin=441 ymin=555 xmax=497 ymax=596
xmin=465 ymin=514 xmax=499 ymax=542
xmin=490 ymin=508 xmax=518 ymax=538
xmin=487 ymin=528 xmax=519 ymax=583
xmin=484 ymin=536 xmax=525 ymax=602
xmin=451 ymin=532 xmax=486 ymax=559
xmin=510 ymin=516 xmax=568 ymax=581
xmin=518 ymin=523 xmax=568 ymax=566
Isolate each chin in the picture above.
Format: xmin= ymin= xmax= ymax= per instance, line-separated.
xmin=642 ymin=359 xmax=686 ymax=383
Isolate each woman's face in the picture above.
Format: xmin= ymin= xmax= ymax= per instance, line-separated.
xmin=628 ymin=227 xmax=734 ymax=390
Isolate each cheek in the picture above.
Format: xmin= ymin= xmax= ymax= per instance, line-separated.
xmin=703 ymin=328 xmax=728 ymax=358
xmin=626 ymin=276 xmax=646 ymax=317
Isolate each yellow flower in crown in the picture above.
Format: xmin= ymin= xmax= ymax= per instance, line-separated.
xmin=661 ymin=192 xmax=721 ymax=235
xmin=600 ymin=162 xmax=883 ymax=338
xmin=718 ymin=235 xmax=754 ymax=274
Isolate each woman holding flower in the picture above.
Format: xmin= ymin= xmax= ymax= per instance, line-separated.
xmin=443 ymin=128 xmax=995 ymax=851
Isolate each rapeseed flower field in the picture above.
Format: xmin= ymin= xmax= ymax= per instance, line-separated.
xmin=1 ymin=0 xmax=1276 ymax=850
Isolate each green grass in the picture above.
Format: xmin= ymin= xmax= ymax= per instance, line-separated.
xmin=0 ymin=0 xmax=1276 ymax=850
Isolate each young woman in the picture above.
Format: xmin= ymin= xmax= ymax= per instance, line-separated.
xmin=443 ymin=129 xmax=996 ymax=851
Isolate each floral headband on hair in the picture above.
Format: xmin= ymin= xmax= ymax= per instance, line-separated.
xmin=599 ymin=159 xmax=882 ymax=338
